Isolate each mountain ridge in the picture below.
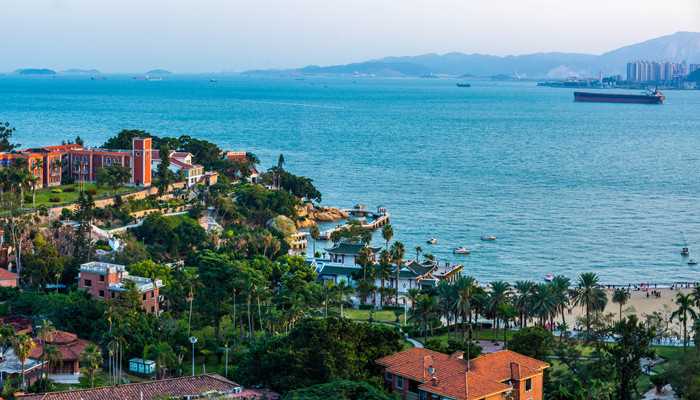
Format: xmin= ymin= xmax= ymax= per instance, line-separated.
xmin=244 ymin=31 xmax=700 ymax=78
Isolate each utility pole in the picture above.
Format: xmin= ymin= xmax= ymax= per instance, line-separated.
xmin=189 ymin=336 xmax=198 ymax=376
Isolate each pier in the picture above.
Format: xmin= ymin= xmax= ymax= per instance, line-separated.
xmin=318 ymin=206 xmax=390 ymax=240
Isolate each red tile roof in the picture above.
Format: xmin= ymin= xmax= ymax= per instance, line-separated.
xmin=0 ymin=268 xmax=17 ymax=281
xmin=377 ymin=349 xmax=548 ymax=400
xmin=17 ymin=374 xmax=258 ymax=400
xmin=29 ymin=330 xmax=91 ymax=362
xmin=0 ymin=316 xmax=32 ymax=335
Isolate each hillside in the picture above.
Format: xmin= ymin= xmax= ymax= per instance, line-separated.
xmin=244 ymin=32 xmax=700 ymax=78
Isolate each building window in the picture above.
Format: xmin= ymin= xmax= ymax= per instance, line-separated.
xmin=395 ymin=376 xmax=404 ymax=390
xmin=419 ymin=392 xmax=427 ymax=400
xmin=84 ymin=279 xmax=92 ymax=287
xmin=385 ymin=372 xmax=392 ymax=381
xmin=525 ymin=378 xmax=532 ymax=391
xmin=99 ymin=290 xmax=104 ymax=297
xmin=99 ymin=275 xmax=105 ymax=282
xmin=142 ymin=293 xmax=147 ymax=300
xmin=111 ymin=292 xmax=116 ymax=299
xmin=409 ymin=380 xmax=420 ymax=393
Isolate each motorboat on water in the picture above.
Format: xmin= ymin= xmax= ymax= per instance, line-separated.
xmin=480 ymin=235 xmax=497 ymax=241
xmin=426 ymin=238 xmax=438 ymax=245
xmin=689 ymin=259 xmax=698 ymax=266
xmin=681 ymin=247 xmax=690 ymax=257
xmin=544 ymin=273 xmax=554 ymax=282
xmin=453 ymin=246 xmax=470 ymax=255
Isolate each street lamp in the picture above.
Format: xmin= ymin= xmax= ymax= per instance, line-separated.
xmin=223 ymin=344 xmax=230 ymax=377
xmin=189 ymin=336 xmax=198 ymax=376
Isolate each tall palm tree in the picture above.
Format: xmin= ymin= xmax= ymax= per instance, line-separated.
xmin=514 ymin=280 xmax=535 ymax=328
xmin=378 ymin=250 xmax=392 ymax=306
xmin=309 ymin=225 xmax=320 ymax=257
xmin=414 ymin=246 xmax=423 ymax=261
xmin=390 ymin=241 xmax=405 ymax=306
xmin=488 ymin=281 xmax=511 ymax=333
xmin=81 ymin=343 xmax=103 ymax=387
xmin=12 ymin=334 xmax=35 ymax=389
xmin=436 ymin=280 xmax=456 ymax=336
xmin=356 ymin=246 xmax=374 ymax=281
xmin=37 ymin=320 xmax=55 ymax=385
xmin=531 ymin=283 xmax=557 ymax=328
xmin=572 ymin=272 xmax=604 ymax=338
xmin=612 ymin=288 xmax=631 ymax=322
xmin=44 ymin=344 xmax=61 ymax=383
xmin=334 ymin=280 xmax=354 ymax=318
xmin=671 ymin=293 xmax=698 ymax=348
xmin=410 ymin=294 xmax=439 ymax=338
xmin=550 ymin=275 xmax=571 ymax=329
xmin=455 ymin=276 xmax=478 ymax=339
xmin=691 ymin=284 xmax=700 ymax=309
xmin=381 ymin=224 xmax=393 ymax=250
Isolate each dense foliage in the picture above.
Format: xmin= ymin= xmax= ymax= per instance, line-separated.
xmin=283 ymin=380 xmax=396 ymax=400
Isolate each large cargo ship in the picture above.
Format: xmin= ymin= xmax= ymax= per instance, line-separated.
xmin=574 ymin=89 xmax=665 ymax=104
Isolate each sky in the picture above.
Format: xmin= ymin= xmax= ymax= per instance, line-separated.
xmin=2 ymin=0 xmax=699 ymax=73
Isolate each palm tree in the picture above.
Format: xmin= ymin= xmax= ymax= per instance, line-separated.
xmin=455 ymin=276 xmax=478 ymax=339
xmin=406 ymin=288 xmax=421 ymax=309
xmin=572 ymin=272 xmax=605 ymax=338
xmin=309 ymin=225 xmax=320 ymax=257
xmin=81 ymin=343 xmax=103 ymax=387
xmin=334 ymin=280 xmax=354 ymax=318
xmin=671 ymin=293 xmax=698 ymax=348
xmin=551 ymin=275 xmax=571 ymax=329
xmin=612 ymin=288 xmax=630 ymax=322
xmin=381 ymin=224 xmax=393 ymax=250
xmin=410 ymin=294 xmax=439 ymax=338
xmin=531 ymin=283 xmax=557 ymax=328
xmin=414 ymin=246 xmax=423 ymax=261
xmin=356 ymin=246 xmax=374 ymax=281
xmin=390 ymin=241 xmax=405 ymax=306
xmin=488 ymin=281 xmax=511 ymax=333
xmin=514 ymin=280 xmax=535 ymax=328
xmin=378 ymin=250 xmax=392 ymax=306
xmin=37 ymin=319 xmax=55 ymax=385
xmin=44 ymin=345 xmax=61 ymax=383
xmin=12 ymin=334 xmax=35 ymax=389
xmin=436 ymin=280 xmax=456 ymax=335
xmin=691 ymin=284 xmax=700 ymax=309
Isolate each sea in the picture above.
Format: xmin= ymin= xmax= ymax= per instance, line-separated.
xmin=2 ymin=74 xmax=700 ymax=285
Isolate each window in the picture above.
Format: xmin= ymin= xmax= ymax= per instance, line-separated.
xmin=111 ymin=292 xmax=116 ymax=299
xmin=98 ymin=290 xmax=104 ymax=297
xmin=99 ymin=275 xmax=105 ymax=282
xmin=409 ymin=380 xmax=420 ymax=393
xmin=395 ymin=376 xmax=404 ymax=390
xmin=142 ymin=293 xmax=147 ymax=300
xmin=525 ymin=378 xmax=532 ymax=391
xmin=385 ymin=372 xmax=392 ymax=381
xmin=84 ymin=279 xmax=92 ymax=287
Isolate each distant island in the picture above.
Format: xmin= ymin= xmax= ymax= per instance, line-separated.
xmin=62 ymin=68 xmax=101 ymax=75
xmin=146 ymin=69 xmax=172 ymax=75
xmin=15 ymin=68 xmax=56 ymax=75
xmin=243 ymin=31 xmax=700 ymax=79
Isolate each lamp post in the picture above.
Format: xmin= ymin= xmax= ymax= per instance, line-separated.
xmin=189 ymin=336 xmax=198 ymax=376
xmin=223 ymin=344 xmax=230 ymax=377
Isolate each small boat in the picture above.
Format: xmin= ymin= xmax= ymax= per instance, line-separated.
xmin=209 ymin=78 xmax=218 ymax=83
xmin=456 ymin=83 xmax=471 ymax=88
xmin=480 ymin=235 xmax=497 ymax=241
xmin=453 ymin=247 xmax=470 ymax=255
xmin=544 ymin=273 xmax=554 ymax=282
xmin=426 ymin=238 xmax=438 ymax=245
xmin=681 ymin=247 xmax=690 ymax=257
xmin=688 ymin=259 xmax=698 ymax=266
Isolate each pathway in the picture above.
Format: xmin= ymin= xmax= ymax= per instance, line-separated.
xmin=406 ymin=337 xmax=423 ymax=348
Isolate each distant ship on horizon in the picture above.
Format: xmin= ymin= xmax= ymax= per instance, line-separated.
xmin=574 ymin=89 xmax=665 ymax=104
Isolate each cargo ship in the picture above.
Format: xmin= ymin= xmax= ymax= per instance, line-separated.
xmin=574 ymin=89 xmax=665 ymax=104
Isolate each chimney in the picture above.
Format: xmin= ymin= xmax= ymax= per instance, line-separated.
xmin=510 ymin=362 xmax=521 ymax=381
xmin=423 ymin=355 xmax=435 ymax=381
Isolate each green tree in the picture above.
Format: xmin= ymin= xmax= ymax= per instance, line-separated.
xmin=22 ymin=233 xmax=66 ymax=290
xmin=73 ymin=191 xmax=95 ymax=264
xmin=508 ymin=326 xmax=554 ymax=360
xmin=144 ymin=342 xmax=177 ymax=379
xmin=155 ymin=143 xmax=176 ymax=195
xmin=612 ymin=288 xmax=630 ymax=322
xmin=102 ymin=129 xmax=152 ymax=149
xmin=0 ymin=122 xmax=19 ymax=151
xmin=96 ymin=164 xmax=132 ymax=196
xmin=572 ymin=272 xmax=606 ymax=339
xmin=283 ymin=380 xmax=394 ymax=400
xmin=309 ymin=225 xmax=320 ymax=256
xmin=671 ymin=292 xmax=698 ymax=348
xmin=80 ymin=343 xmax=103 ymax=387
xmin=389 ymin=241 xmax=405 ymax=307
xmin=12 ymin=334 xmax=35 ymax=389
xmin=606 ymin=315 xmax=655 ymax=400
xmin=377 ymin=250 xmax=392 ymax=307
xmin=381 ymin=224 xmax=393 ymax=250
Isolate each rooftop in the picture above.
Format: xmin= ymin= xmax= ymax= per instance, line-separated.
xmin=376 ymin=348 xmax=549 ymax=400
xmin=79 ymin=261 xmax=126 ymax=275
xmin=325 ymin=242 xmax=381 ymax=255
xmin=16 ymin=374 xmax=267 ymax=400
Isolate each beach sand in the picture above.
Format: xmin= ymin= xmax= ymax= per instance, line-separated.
xmin=567 ymin=287 xmax=693 ymax=335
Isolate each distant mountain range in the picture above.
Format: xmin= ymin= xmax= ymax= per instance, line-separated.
xmin=244 ymin=31 xmax=700 ymax=79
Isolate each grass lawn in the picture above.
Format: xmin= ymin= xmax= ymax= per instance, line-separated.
xmin=343 ymin=308 xmax=407 ymax=325
xmin=31 ymin=183 xmax=135 ymax=208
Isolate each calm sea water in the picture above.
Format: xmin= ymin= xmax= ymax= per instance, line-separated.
xmin=2 ymin=74 xmax=700 ymax=284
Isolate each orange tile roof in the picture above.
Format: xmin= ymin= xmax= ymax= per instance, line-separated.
xmin=29 ymin=330 xmax=91 ymax=362
xmin=0 ymin=268 xmax=17 ymax=281
xmin=377 ymin=349 xmax=549 ymax=400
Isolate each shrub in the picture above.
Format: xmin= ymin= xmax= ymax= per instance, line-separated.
xmin=63 ymin=186 xmax=76 ymax=193
xmin=24 ymin=194 xmax=33 ymax=203
xmin=60 ymin=208 xmax=74 ymax=220
xmin=49 ymin=196 xmax=61 ymax=203
xmin=51 ymin=188 xmax=63 ymax=193
xmin=86 ymin=188 xmax=97 ymax=196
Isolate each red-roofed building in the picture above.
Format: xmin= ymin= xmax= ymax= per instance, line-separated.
xmin=17 ymin=373 xmax=279 ymax=400
xmin=28 ymin=330 xmax=92 ymax=376
xmin=0 ymin=268 xmax=17 ymax=288
xmin=376 ymin=348 xmax=548 ymax=400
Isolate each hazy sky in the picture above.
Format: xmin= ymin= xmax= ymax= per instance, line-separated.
xmin=3 ymin=0 xmax=699 ymax=73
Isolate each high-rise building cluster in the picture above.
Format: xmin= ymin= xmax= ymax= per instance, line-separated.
xmin=626 ymin=61 xmax=689 ymax=83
